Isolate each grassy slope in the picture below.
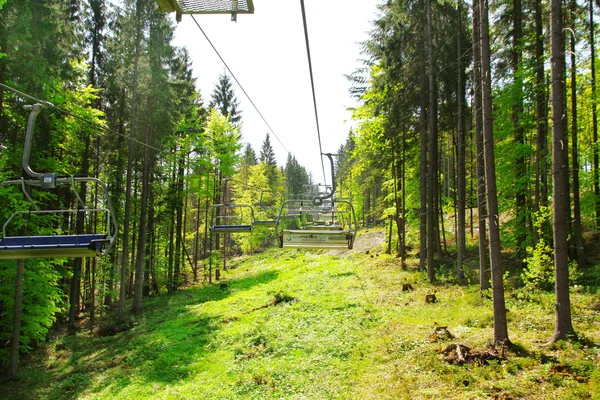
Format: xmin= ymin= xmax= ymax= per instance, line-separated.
xmin=3 ymin=229 xmax=600 ymax=399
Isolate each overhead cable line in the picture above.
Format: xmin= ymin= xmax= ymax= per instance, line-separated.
xmin=190 ymin=15 xmax=289 ymax=154
xmin=0 ymin=82 xmax=162 ymax=153
xmin=299 ymin=0 xmax=327 ymax=186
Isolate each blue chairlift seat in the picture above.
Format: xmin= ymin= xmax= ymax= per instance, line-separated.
xmin=0 ymin=233 xmax=108 ymax=259
xmin=210 ymin=224 xmax=254 ymax=233
xmin=0 ymin=104 xmax=118 ymax=260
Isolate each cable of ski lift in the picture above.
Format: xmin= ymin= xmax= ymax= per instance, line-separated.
xmin=0 ymin=82 xmax=163 ymax=153
xmin=189 ymin=15 xmax=289 ymax=155
xmin=299 ymin=0 xmax=327 ymax=187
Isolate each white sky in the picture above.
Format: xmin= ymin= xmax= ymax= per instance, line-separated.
xmin=170 ymin=0 xmax=379 ymax=184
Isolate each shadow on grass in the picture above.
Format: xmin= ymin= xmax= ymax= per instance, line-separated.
xmin=1 ymin=269 xmax=280 ymax=400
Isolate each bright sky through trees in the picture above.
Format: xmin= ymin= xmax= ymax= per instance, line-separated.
xmin=170 ymin=0 xmax=380 ymax=183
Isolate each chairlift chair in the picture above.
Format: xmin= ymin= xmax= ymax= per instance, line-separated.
xmin=0 ymin=104 xmax=118 ymax=260
xmin=276 ymin=199 xmax=356 ymax=250
xmin=209 ymin=203 xmax=255 ymax=233
xmin=253 ymin=190 xmax=278 ymax=227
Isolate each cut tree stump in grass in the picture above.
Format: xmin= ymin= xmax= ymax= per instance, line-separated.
xmin=442 ymin=342 xmax=506 ymax=365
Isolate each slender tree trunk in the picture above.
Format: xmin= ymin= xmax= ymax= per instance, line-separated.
xmin=473 ymin=4 xmax=490 ymax=292
xmin=427 ymin=0 xmax=438 ymax=282
xmin=194 ymin=192 xmax=201 ymax=282
xmin=132 ymin=130 xmax=151 ymax=314
xmin=174 ymin=149 xmax=185 ymax=289
xmin=69 ymin=130 xmax=91 ymax=327
xmin=400 ymin=131 xmax=407 ymax=259
xmin=480 ymin=0 xmax=509 ymax=343
xmin=512 ymin=0 xmax=527 ymax=266
xmin=7 ymin=259 xmax=25 ymax=379
xmin=591 ymin=0 xmax=600 ymax=227
xmin=571 ymin=0 xmax=585 ymax=267
xmin=535 ymin=0 xmax=549 ymax=212
xmin=549 ymin=0 xmax=576 ymax=342
xmin=119 ymin=0 xmax=143 ymax=320
xmin=420 ymin=71 xmax=428 ymax=272
xmin=457 ymin=0 xmax=466 ymax=279
xmin=168 ymin=179 xmax=175 ymax=291
xmin=144 ymin=188 xmax=155 ymax=297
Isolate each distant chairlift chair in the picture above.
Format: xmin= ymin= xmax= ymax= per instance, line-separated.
xmin=0 ymin=104 xmax=118 ymax=260
xmin=209 ymin=203 xmax=255 ymax=234
xmin=275 ymin=153 xmax=357 ymax=250
xmin=253 ymin=190 xmax=278 ymax=227
xmin=276 ymin=199 xmax=356 ymax=250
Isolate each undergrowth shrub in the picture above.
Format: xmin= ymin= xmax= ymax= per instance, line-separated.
xmin=522 ymin=206 xmax=581 ymax=290
xmin=0 ymin=259 xmax=66 ymax=367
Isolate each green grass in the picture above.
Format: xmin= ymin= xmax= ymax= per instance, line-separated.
xmin=3 ymin=235 xmax=600 ymax=399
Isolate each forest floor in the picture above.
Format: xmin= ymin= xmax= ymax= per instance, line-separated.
xmin=2 ymin=228 xmax=600 ymax=399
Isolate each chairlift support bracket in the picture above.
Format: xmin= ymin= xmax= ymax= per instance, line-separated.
xmin=155 ymin=0 xmax=254 ymax=22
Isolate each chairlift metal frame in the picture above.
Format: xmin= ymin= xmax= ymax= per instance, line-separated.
xmin=209 ymin=203 xmax=255 ymax=233
xmin=275 ymin=154 xmax=357 ymax=250
xmin=0 ymin=104 xmax=118 ymax=260
xmin=253 ymin=190 xmax=278 ymax=226
xmin=276 ymin=199 xmax=357 ymax=250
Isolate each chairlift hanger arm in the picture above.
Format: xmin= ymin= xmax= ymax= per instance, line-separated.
xmin=155 ymin=0 xmax=255 ymax=22
xmin=315 ymin=153 xmax=335 ymax=202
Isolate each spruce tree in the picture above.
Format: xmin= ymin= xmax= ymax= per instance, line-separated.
xmin=209 ymin=71 xmax=241 ymax=126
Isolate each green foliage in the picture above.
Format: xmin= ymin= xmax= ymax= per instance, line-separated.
xmin=522 ymin=206 xmax=554 ymax=290
xmin=522 ymin=206 xmax=582 ymax=291
xmin=0 ymin=259 xmax=66 ymax=366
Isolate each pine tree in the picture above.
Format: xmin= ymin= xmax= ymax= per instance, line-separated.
xmin=260 ymin=133 xmax=277 ymax=185
xmin=243 ymin=143 xmax=258 ymax=166
xmin=209 ymin=71 xmax=241 ymax=126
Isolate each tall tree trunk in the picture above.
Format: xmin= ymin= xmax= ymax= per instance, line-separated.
xmin=420 ymin=71 xmax=428 ymax=272
xmin=473 ymin=0 xmax=489 ymax=292
xmin=174 ymin=149 xmax=185 ymax=289
xmin=571 ymin=0 xmax=585 ymax=267
xmin=456 ymin=0 xmax=466 ymax=280
xmin=69 ymin=130 xmax=91 ymax=327
xmin=426 ymin=0 xmax=438 ymax=282
xmin=535 ymin=0 xmax=549 ymax=212
xmin=132 ymin=130 xmax=151 ymax=314
xmin=480 ymin=0 xmax=509 ymax=344
xmin=168 ymin=159 xmax=176 ymax=291
xmin=549 ymin=0 xmax=576 ymax=342
xmin=7 ymin=259 xmax=25 ymax=379
xmin=591 ymin=0 xmax=600 ymax=227
xmin=194 ymin=192 xmax=202 ymax=282
xmin=119 ymin=0 xmax=143 ymax=320
xmin=512 ymin=0 xmax=527 ymax=266
xmin=144 ymin=187 xmax=155 ymax=297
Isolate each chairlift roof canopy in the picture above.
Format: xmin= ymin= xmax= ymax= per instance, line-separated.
xmin=156 ymin=0 xmax=254 ymax=15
